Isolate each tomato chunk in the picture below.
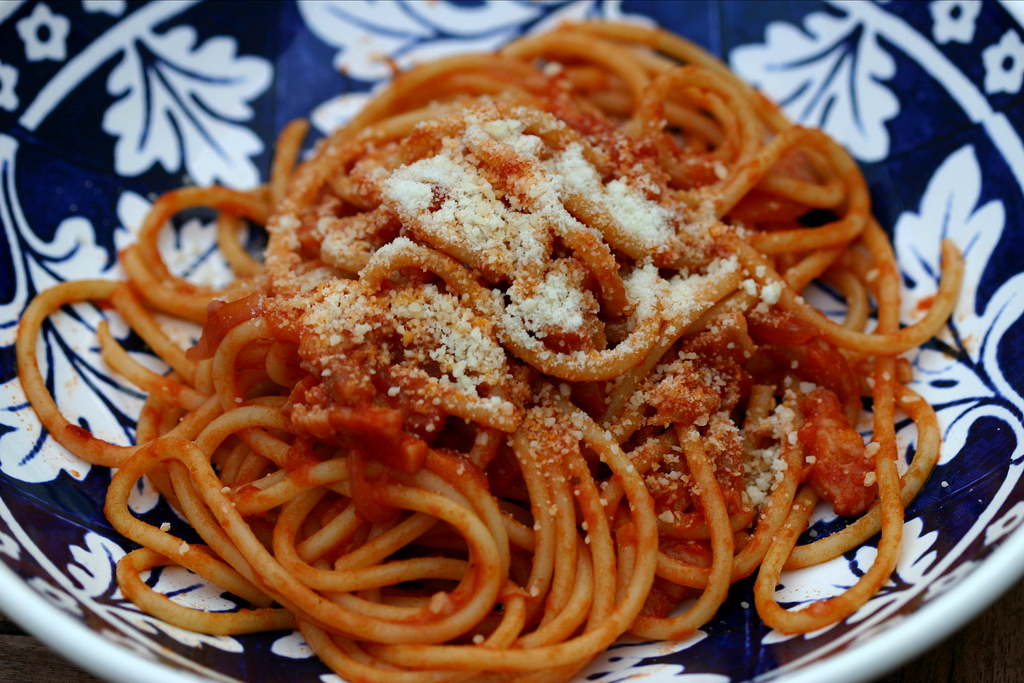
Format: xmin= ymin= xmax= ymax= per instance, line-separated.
xmin=798 ymin=388 xmax=875 ymax=517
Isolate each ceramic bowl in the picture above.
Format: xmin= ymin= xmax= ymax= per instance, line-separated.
xmin=3 ymin=2 xmax=1024 ymax=681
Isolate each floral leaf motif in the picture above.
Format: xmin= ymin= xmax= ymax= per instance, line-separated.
xmin=112 ymin=190 xmax=149 ymax=255
xmin=147 ymin=566 xmax=239 ymax=612
xmin=0 ymin=138 xmax=140 ymax=483
xmin=119 ymin=603 xmax=245 ymax=652
xmin=117 ymin=189 xmax=220 ymax=342
xmin=894 ymin=146 xmax=1003 ymax=408
xmin=729 ymin=7 xmax=899 ymax=162
xmin=62 ymin=534 xmax=244 ymax=652
xmin=895 ymin=145 xmax=1002 ymax=327
xmin=0 ymin=133 xmax=113 ymax=351
xmin=775 ymin=545 xmax=876 ymax=606
xmin=83 ymin=0 xmax=127 ymax=17
xmin=893 ymin=145 xmax=1024 ymax=432
xmin=310 ymin=91 xmax=375 ymax=136
xmin=761 ymin=519 xmax=937 ymax=637
xmin=983 ymin=29 xmax=1024 ymax=95
xmin=102 ymin=25 xmax=272 ymax=188
xmin=579 ymin=630 xmax=714 ymax=681
xmin=403 ymin=0 xmax=567 ymax=37
xmin=26 ymin=577 xmax=83 ymax=616
xmin=16 ymin=3 xmax=70 ymax=63
xmin=97 ymin=628 xmax=160 ymax=661
xmin=0 ymin=530 xmax=20 ymax=560
xmin=929 ymin=0 xmax=982 ymax=45
xmin=134 ymin=609 xmax=245 ymax=652
xmin=297 ymin=1 xmax=547 ymax=82
xmin=0 ymin=184 xmax=230 ymax=485
xmin=0 ymin=296 xmax=144 ymax=484
xmin=923 ymin=560 xmax=979 ymax=602
xmin=41 ymin=216 xmax=117 ymax=284
xmin=127 ymin=472 xmax=162 ymax=515
xmin=67 ymin=532 xmax=124 ymax=598
xmin=117 ymin=186 xmax=232 ymax=291
xmin=985 ymin=501 xmax=1024 ymax=546
xmin=271 ymin=631 xmax=314 ymax=659
xmin=0 ymin=59 xmax=18 ymax=112
xmin=302 ymin=1 xmax=629 ymax=135
xmin=158 ymin=213 xmax=234 ymax=290
xmin=890 ymin=145 xmax=1024 ymax=478
xmin=882 ymin=517 xmax=939 ymax=593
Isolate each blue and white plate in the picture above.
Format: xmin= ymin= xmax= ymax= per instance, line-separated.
xmin=2 ymin=2 xmax=1024 ymax=682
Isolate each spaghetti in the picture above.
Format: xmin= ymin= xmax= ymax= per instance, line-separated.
xmin=17 ymin=21 xmax=962 ymax=683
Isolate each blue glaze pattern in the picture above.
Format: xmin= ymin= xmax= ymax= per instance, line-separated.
xmin=1 ymin=2 xmax=1024 ymax=681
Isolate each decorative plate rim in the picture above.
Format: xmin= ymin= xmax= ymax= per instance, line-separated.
xmin=5 ymin=515 xmax=1024 ymax=683
xmin=0 ymin=559 xmax=210 ymax=683
xmin=3 ymin=2 xmax=1024 ymax=682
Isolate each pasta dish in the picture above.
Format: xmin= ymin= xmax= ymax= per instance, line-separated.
xmin=16 ymin=21 xmax=962 ymax=683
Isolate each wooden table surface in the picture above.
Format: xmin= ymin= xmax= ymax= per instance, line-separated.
xmin=2 ymin=576 xmax=1023 ymax=683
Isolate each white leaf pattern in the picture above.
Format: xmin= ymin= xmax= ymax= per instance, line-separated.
xmin=149 ymin=566 xmax=240 ymax=612
xmin=3 ymin=3 xmax=1024 ymax=682
xmin=893 ymin=145 xmax=1024 ymax=442
xmin=26 ymin=577 xmax=84 ymax=616
xmin=923 ymin=560 xmax=980 ymax=601
xmin=40 ymin=216 xmax=115 ymax=282
xmin=0 ymin=378 xmax=88 ymax=483
xmin=119 ymin=602 xmax=246 ymax=653
xmin=25 ymin=296 xmax=142 ymax=437
xmin=579 ymin=630 xmax=717 ymax=681
xmin=299 ymin=0 xmax=619 ymax=135
xmin=895 ymin=145 xmax=1002 ymax=326
xmin=0 ymin=182 xmax=220 ymax=485
xmin=729 ymin=7 xmax=899 ymax=162
xmin=0 ymin=530 xmax=19 ymax=560
xmin=297 ymin=1 xmax=547 ymax=82
xmin=59 ymin=532 xmax=245 ymax=653
xmin=67 ymin=532 xmax=124 ymax=597
xmin=102 ymin=25 xmax=272 ymax=187
xmin=0 ymin=283 xmax=148 ymax=484
xmin=271 ymin=631 xmax=315 ymax=659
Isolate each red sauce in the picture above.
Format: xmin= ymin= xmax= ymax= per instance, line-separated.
xmin=798 ymin=388 xmax=875 ymax=517
xmin=728 ymin=188 xmax=810 ymax=226
xmin=425 ymin=450 xmax=488 ymax=493
xmin=346 ymin=449 xmax=401 ymax=524
xmin=660 ymin=538 xmax=713 ymax=567
xmin=641 ymin=575 xmax=694 ymax=618
xmin=187 ymin=293 xmax=265 ymax=360
xmin=325 ymin=404 xmax=427 ymax=474
xmin=748 ymin=308 xmax=821 ymax=346
xmin=65 ymin=424 xmax=94 ymax=440
xmin=757 ymin=338 xmax=859 ymax=403
xmin=915 ymin=293 xmax=936 ymax=315
xmin=281 ymin=437 xmax=320 ymax=470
